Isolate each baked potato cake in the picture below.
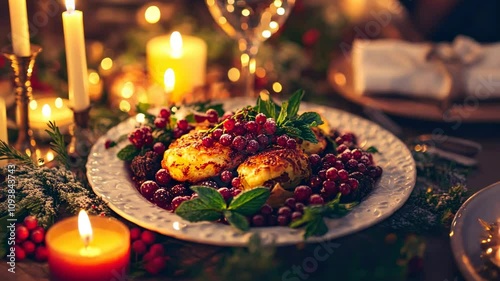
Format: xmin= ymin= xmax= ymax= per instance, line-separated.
xmin=162 ymin=130 xmax=244 ymax=182
xmin=237 ymin=147 xmax=311 ymax=190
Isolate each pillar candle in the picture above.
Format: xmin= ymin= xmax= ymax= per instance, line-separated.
xmin=8 ymin=0 xmax=31 ymax=56
xmin=62 ymin=0 xmax=90 ymax=112
xmin=146 ymin=32 xmax=207 ymax=104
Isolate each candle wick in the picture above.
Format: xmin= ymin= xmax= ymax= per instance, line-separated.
xmin=83 ymin=235 xmax=91 ymax=249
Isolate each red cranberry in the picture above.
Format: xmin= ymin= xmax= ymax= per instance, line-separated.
xmin=294 ymin=185 xmax=312 ymax=202
xmin=308 ymin=194 xmax=324 ymax=205
xmin=155 ymin=169 xmax=171 ymax=186
xmin=140 ymin=230 xmax=156 ymax=245
xmin=140 ymin=181 xmax=159 ymax=199
xmin=23 ymin=216 xmax=38 ymax=230
xmin=158 ymin=108 xmax=171 ymax=119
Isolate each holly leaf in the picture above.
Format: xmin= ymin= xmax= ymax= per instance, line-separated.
xmin=223 ymin=210 xmax=250 ymax=231
xmin=290 ymin=194 xmax=355 ymax=239
xmin=256 ymin=96 xmax=278 ymax=119
xmin=304 ymin=216 xmax=328 ymax=239
xmin=297 ymin=126 xmax=318 ymax=143
xmin=365 ymin=146 xmax=380 ymax=154
xmin=117 ymin=144 xmax=140 ymax=161
xmin=297 ymin=112 xmax=324 ymax=127
xmin=190 ymin=186 xmax=227 ymax=210
xmin=281 ymin=126 xmax=302 ymax=138
xmin=175 ymin=198 xmax=223 ymax=222
xmin=228 ymin=187 xmax=270 ymax=216
xmin=286 ymin=89 xmax=304 ymax=118
xmin=276 ymin=101 xmax=288 ymax=126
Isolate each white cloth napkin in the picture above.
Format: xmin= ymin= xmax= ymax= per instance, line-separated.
xmin=352 ymin=36 xmax=500 ymax=100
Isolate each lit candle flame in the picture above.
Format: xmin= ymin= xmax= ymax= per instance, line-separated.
xmin=78 ymin=210 xmax=93 ymax=248
xmin=65 ymin=0 xmax=75 ymax=13
xmin=42 ymin=104 xmax=51 ymax=119
xmin=170 ymin=31 xmax=183 ymax=58
xmin=29 ymin=100 xmax=38 ymax=110
xmin=164 ymin=68 xmax=175 ymax=93
xmin=55 ymin=98 xmax=64 ymax=109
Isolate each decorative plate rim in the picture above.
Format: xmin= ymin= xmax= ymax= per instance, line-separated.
xmin=450 ymin=181 xmax=500 ymax=281
xmin=87 ymin=98 xmax=416 ymax=246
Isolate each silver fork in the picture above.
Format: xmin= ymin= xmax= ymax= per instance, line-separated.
xmin=363 ymin=107 xmax=482 ymax=166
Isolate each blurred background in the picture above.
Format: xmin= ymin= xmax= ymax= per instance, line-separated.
xmin=0 ymin=0 xmax=498 ymax=113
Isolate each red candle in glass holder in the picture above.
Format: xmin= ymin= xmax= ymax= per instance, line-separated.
xmin=45 ymin=211 xmax=130 ymax=281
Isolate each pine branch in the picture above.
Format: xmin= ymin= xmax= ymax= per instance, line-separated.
xmin=0 ymin=140 xmax=35 ymax=166
xmin=45 ymin=121 xmax=70 ymax=169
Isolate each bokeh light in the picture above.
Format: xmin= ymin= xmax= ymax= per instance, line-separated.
xmin=228 ymin=68 xmax=240 ymax=82
xmin=144 ymin=5 xmax=161 ymax=24
xmin=272 ymin=82 xmax=283 ymax=93
xmin=100 ymin=57 xmax=113 ymax=71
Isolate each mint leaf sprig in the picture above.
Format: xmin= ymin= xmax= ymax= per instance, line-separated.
xmin=175 ymin=186 xmax=270 ymax=231
xmin=290 ymin=194 xmax=358 ymax=239
xmin=256 ymin=90 xmax=324 ymax=143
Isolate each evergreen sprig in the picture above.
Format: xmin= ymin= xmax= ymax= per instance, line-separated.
xmin=45 ymin=121 xmax=70 ymax=168
xmin=0 ymin=140 xmax=36 ymax=166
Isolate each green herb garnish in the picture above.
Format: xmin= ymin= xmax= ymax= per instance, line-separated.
xmin=256 ymin=90 xmax=324 ymax=143
xmin=175 ymin=186 xmax=270 ymax=232
xmin=290 ymin=194 xmax=358 ymax=239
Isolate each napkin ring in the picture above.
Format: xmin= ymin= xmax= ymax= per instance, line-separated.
xmin=426 ymin=37 xmax=483 ymax=110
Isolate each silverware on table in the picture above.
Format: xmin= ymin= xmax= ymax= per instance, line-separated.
xmin=363 ymin=107 xmax=482 ymax=166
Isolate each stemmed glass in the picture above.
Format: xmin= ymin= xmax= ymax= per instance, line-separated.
xmin=206 ymin=0 xmax=295 ymax=97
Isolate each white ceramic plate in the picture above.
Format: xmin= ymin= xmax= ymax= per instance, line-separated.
xmin=450 ymin=181 xmax=500 ymax=281
xmin=87 ymin=98 xmax=416 ymax=246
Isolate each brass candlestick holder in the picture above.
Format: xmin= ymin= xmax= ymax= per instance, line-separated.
xmin=67 ymin=106 xmax=95 ymax=169
xmin=2 ymin=45 xmax=42 ymax=160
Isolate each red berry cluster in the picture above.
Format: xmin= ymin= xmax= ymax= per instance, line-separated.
xmin=250 ymin=200 xmax=305 ymax=227
xmin=127 ymin=108 xmax=194 ymax=151
xmin=139 ymin=168 xmax=243 ymax=212
xmin=13 ymin=216 xmax=48 ymax=262
xmin=130 ymin=228 xmax=170 ymax=275
xmin=301 ymin=133 xmax=382 ymax=203
xmin=128 ymin=126 xmax=153 ymax=149
xmin=193 ymin=108 xmax=220 ymax=123
xmin=155 ymin=108 xmax=193 ymax=140
xmin=203 ymin=112 xmax=289 ymax=155
xmin=153 ymin=108 xmax=171 ymax=129
xmin=248 ymin=131 xmax=383 ymax=227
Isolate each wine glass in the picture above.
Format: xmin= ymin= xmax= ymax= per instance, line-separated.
xmin=206 ymin=0 xmax=295 ymax=97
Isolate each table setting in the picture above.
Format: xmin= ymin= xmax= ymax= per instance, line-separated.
xmin=0 ymin=0 xmax=499 ymax=280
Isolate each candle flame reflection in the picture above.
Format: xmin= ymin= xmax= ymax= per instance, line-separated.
xmin=170 ymin=31 xmax=183 ymax=58
xmin=42 ymin=104 xmax=51 ymax=119
xmin=55 ymin=98 xmax=64 ymax=109
xmin=65 ymin=0 xmax=75 ymax=13
xmin=164 ymin=68 xmax=175 ymax=93
xmin=29 ymin=100 xmax=37 ymax=110
xmin=78 ymin=210 xmax=93 ymax=247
